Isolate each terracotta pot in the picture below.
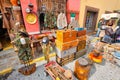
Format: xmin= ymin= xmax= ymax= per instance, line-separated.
xmin=10 ymin=0 xmax=18 ymax=6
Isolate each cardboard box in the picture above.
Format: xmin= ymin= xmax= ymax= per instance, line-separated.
xmin=56 ymin=30 xmax=77 ymax=43
xmin=56 ymin=47 xmax=76 ymax=58
xmin=55 ymin=39 xmax=78 ymax=51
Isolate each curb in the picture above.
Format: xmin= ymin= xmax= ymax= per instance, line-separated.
xmin=0 ymin=53 xmax=56 ymax=75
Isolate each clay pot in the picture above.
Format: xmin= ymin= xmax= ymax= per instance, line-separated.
xmin=10 ymin=0 xmax=18 ymax=6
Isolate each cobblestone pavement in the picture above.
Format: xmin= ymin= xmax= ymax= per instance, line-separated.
xmin=0 ymin=56 xmax=120 ymax=80
xmin=0 ymin=49 xmax=20 ymax=71
xmin=0 ymin=35 xmax=120 ymax=80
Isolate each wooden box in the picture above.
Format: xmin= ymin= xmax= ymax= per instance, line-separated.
xmin=74 ymin=27 xmax=84 ymax=31
xmin=77 ymin=40 xmax=86 ymax=52
xmin=77 ymin=30 xmax=86 ymax=37
xmin=55 ymin=39 xmax=78 ymax=51
xmin=56 ymin=30 xmax=77 ymax=43
xmin=77 ymin=35 xmax=87 ymax=41
xmin=56 ymin=47 xmax=77 ymax=58
xmin=56 ymin=53 xmax=75 ymax=66
xmin=75 ymin=49 xmax=87 ymax=59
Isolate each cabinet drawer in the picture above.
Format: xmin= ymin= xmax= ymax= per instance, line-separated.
xmin=55 ymin=39 xmax=78 ymax=51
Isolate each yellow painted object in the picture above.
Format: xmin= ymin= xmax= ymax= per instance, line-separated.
xmin=77 ymin=40 xmax=86 ymax=51
xmin=56 ymin=30 xmax=77 ymax=43
xmin=26 ymin=13 xmax=37 ymax=24
xmin=0 ymin=68 xmax=12 ymax=75
xmin=77 ymin=35 xmax=87 ymax=41
xmin=88 ymin=52 xmax=103 ymax=63
xmin=56 ymin=77 xmax=60 ymax=80
xmin=55 ymin=39 xmax=78 ymax=51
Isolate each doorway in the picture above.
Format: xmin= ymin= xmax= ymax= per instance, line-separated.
xmin=39 ymin=13 xmax=45 ymax=31
xmin=84 ymin=6 xmax=99 ymax=33
xmin=0 ymin=13 xmax=12 ymax=51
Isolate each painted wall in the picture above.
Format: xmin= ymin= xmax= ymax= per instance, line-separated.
xmin=20 ymin=0 xmax=40 ymax=35
xmin=66 ymin=0 xmax=80 ymax=23
xmin=79 ymin=0 xmax=120 ymax=28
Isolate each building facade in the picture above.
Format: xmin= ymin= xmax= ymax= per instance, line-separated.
xmin=79 ymin=0 xmax=120 ymax=32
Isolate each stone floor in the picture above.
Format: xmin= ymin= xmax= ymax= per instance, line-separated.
xmin=0 ymin=35 xmax=120 ymax=80
xmin=0 ymin=49 xmax=20 ymax=71
xmin=1 ymin=56 xmax=120 ymax=80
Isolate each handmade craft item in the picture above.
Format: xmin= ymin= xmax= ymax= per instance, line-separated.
xmin=74 ymin=58 xmax=91 ymax=80
xmin=88 ymin=50 xmax=103 ymax=63
xmin=12 ymin=31 xmax=36 ymax=75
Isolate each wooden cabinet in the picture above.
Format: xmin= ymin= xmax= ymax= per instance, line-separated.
xmin=56 ymin=47 xmax=76 ymax=58
xmin=55 ymin=39 xmax=78 ymax=51
xmin=77 ymin=30 xmax=86 ymax=37
xmin=77 ymin=40 xmax=86 ymax=52
xmin=56 ymin=30 xmax=77 ymax=43
xmin=77 ymin=35 xmax=87 ymax=41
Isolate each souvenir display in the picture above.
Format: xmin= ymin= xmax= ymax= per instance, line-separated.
xmin=56 ymin=30 xmax=77 ymax=43
xmin=74 ymin=58 xmax=91 ymax=80
xmin=74 ymin=27 xmax=84 ymax=31
xmin=56 ymin=53 xmax=75 ymax=66
xmin=77 ymin=40 xmax=86 ymax=51
xmin=41 ymin=37 xmax=50 ymax=63
xmin=75 ymin=49 xmax=87 ymax=59
xmin=56 ymin=47 xmax=76 ymax=58
xmin=55 ymin=40 xmax=78 ymax=51
xmin=77 ymin=30 xmax=86 ymax=37
xmin=77 ymin=35 xmax=87 ymax=41
xmin=44 ymin=12 xmax=57 ymax=29
xmin=12 ymin=31 xmax=36 ymax=75
xmin=88 ymin=50 xmax=103 ymax=63
xmin=26 ymin=13 xmax=37 ymax=24
xmin=57 ymin=12 xmax=67 ymax=29
xmin=68 ymin=20 xmax=80 ymax=29
xmin=44 ymin=61 xmax=74 ymax=80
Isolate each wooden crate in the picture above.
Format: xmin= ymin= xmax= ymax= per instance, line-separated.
xmin=56 ymin=30 xmax=77 ymax=43
xmin=77 ymin=30 xmax=86 ymax=37
xmin=77 ymin=40 xmax=86 ymax=52
xmin=55 ymin=39 xmax=78 ymax=51
xmin=75 ymin=49 xmax=87 ymax=59
xmin=77 ymin=35 xmax=87 ymax=41
xmin=56 ymin=47 xmax=77 ymax=58
xmin=56 ymin=53 xmax=75 ymax=66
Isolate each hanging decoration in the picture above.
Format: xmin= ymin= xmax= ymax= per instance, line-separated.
xmin=26 ymin=13 xmax=37 ymax=24
xmin=25 ymin=0 xmax=37 ymax=25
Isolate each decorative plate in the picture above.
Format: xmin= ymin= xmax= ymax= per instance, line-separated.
xmin=26 ymin=13 xmax=37 ymax=24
